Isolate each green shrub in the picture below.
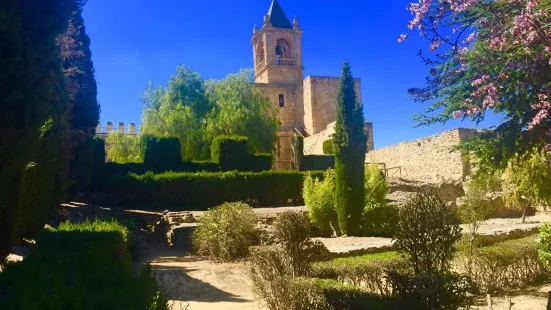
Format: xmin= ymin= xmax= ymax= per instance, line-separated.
xmin=302 ymin=155 xmax=335 ymax=171
xmin=249 ymin=153 xmax=273 ymax=172
xmin=211 ymin=135 xmax=249 ymax=171
xmin=364 ymin=163 xmax=388 ymax=206
xmin=192 ymin=202 xmax=259 ymax=261
xmin=387 ymin=271 xmax=472 ymax=310
xmin=106 ymin=170 xmax=323 ymax=210
xmin=104 ymin=160 xmax=220 ymax=176
xmin=394 ymin=191 xmax=461 ymax=275
xmin=322 ymin=139 xmax=334 ymax=155
xmin=457 ymin=235 xmax=547 ymax=294
xmin=141 ymin=135 xmax=183 ymax=171
xmin=292 ymin=278 xmax=398 ymax=310
xmin=311 ymin=252 xmax=405 ymax=296
xmin=538 ymin=223 xmax=551 ymax=267
xmin=249 ymin=245 xmax=297 ymax=310
xmin=360 ymin=204 xmax=398 ymax=237
xmin=0 ymin=219 xmax=168 ymax=310
xmin=273 ymin=211 xmax=329 ymax=276
xmin=303 ymin=170 xmax=339 ymax=237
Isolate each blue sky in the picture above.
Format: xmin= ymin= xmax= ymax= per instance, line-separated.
xmin=83 ymin=0 xmax=500 ymax=148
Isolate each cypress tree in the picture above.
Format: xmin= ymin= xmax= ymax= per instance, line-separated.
xmin=333 ymin=61 xmax=367 ymax=236
xmin=58 ymin=0 xmax=101 ymax=193
xmin=0 ymin=0 xmax=76 ymax=260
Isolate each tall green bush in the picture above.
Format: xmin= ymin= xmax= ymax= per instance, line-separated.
xmin=0 ymin=0 xmax=76 ymax=260
xmin=141 ymin=135 xmax=183 ymax=171
xmin=333 ymin=61 xmax=367 ymax=236
xmin=303 ymin=170 xmax=340 ymax=236
xmin=211 ymin=135 xmax=250 ymax=171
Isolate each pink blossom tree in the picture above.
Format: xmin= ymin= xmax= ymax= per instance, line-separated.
xmin=401 ymin=0 xmax=551 ymax=172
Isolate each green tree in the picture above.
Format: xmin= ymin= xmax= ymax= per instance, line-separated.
xmin=141 ymin=66 xmax=211 ymax=160
xmin=333 ymin=61 xmax=367 ymax=236
xmin=0 ymin=0 xmax=77 ymax=261
xmin=141 ymin=67 xmax=278 ymax=159
xmin=503 ymin=146 xmax=551 ymax=223
xmin=58 ymin=1 xmax=101 ymax=193
xmin=105 ymin=133 xmax=141 ymax=163
xmin=206 ymin=69 xmax=278 ymax=154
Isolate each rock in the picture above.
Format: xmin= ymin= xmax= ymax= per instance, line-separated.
xmin=168 ymin=223 xmax=198 ymax=250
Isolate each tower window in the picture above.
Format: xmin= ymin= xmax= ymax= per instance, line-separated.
xmin=279 ymin=94 xmax=285 ymax=107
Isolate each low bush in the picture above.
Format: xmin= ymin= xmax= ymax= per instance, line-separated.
xmin=457 ymin=235 xmax=548 ymax=294
xmin=302 ymin=155 xmax=335 ymax=171
xmin=303 ymin=170 xmax=339 ymax=237
xmin=272 ymin=211 xmax=329 ymax=276
xmin=360 ymin=203 xmax=398 ymax=238
xmin=249 ymin=245 xmax=297 ymax=310
xmin=387 ymin=271 xmax=472 ymax=310
xmin=310 ymin=252 xmax=405 ymax=296
xmin=106 ymin=170 xmax=324 ymax=210
xmin=292 ymin=278 xmax=399 ymax=310
xmin=192 ymin=202 xmax=259 ymax=262
xmin=0 ymin=219 xmax=168 ymax=310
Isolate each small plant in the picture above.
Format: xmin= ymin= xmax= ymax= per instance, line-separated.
xmin=249 ymin=245 xmax=295 ymax=310
xmin=192 ymin=202 xmax=259 ymax=262
xmin=303 ymin=170 xmax=339 ymax=236
xmin=364 ymin=162 xmax=388 ymax=206
xmin=273 ymin=211 xmax=328 ymax=276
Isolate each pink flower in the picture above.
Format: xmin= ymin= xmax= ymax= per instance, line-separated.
xmin=429 ymin=40 xmax=442 ymax=51
xmin=527 ymin=109 xmax=550 ymax=131
xmin=463 ymin=32 xmax=476 ymax=44
xmin=398 ymin=34 xmax=408 ymax=43
xmin=452 ymin=111 xmax=463 ymax=119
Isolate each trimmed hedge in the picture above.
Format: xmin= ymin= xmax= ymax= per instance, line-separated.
xmin=323 ymin=139 xmax=334 ymax=155
xmin=211 ymin=136 xmax=249 ymax=171
xmin=104 ymin=160 xmax=220 ymax=176
xmin=250 ymin=153 xmax=273 ymax=172
xmin=292 ymin=278 xmax=398 ymax=310
xmin=456 ymin=235 xmax=548 ymax=294
xmin=141 ymin=135 xmax=183 ymax=171
xmin=311 ymin=252 xmax=405 ymax=296
xmin=303 ymin=155 xmax=335 ymax=171
xmin=89 ymin=137 xmax=107 ymax=192
xmin=105 ymin=170 xmax=324 ymax=210
xmin=0 ymin=220 xmax=168 ymax=309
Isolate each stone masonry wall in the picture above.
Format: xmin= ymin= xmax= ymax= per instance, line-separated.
xmin=303 ymin=76 xmax=362 ymax=135
xmin=366 ymin=128 xmax=480 ymax=183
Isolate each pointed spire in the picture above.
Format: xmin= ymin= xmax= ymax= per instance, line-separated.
xmin=266 ymin=0 xmax=293 ymax=29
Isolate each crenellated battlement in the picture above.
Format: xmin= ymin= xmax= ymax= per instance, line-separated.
xmin=95 ymin=122 xmax=139 ymax=136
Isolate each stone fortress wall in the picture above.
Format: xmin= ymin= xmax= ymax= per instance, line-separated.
xmin=95 ymin=122 xmax=139 ymax=137
xmin=366 ymin=128 xmax=480 ymax=183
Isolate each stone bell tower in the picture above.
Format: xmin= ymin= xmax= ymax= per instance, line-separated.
xmin=251 ymin=0 xmax=304 ymax=84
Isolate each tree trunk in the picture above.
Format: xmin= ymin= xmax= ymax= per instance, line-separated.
xmin=521 ymin=206 xmax=527 ymax=224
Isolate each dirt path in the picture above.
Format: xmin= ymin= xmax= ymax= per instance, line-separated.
xmin=141 ymin=249 xmax=263 ymax=310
